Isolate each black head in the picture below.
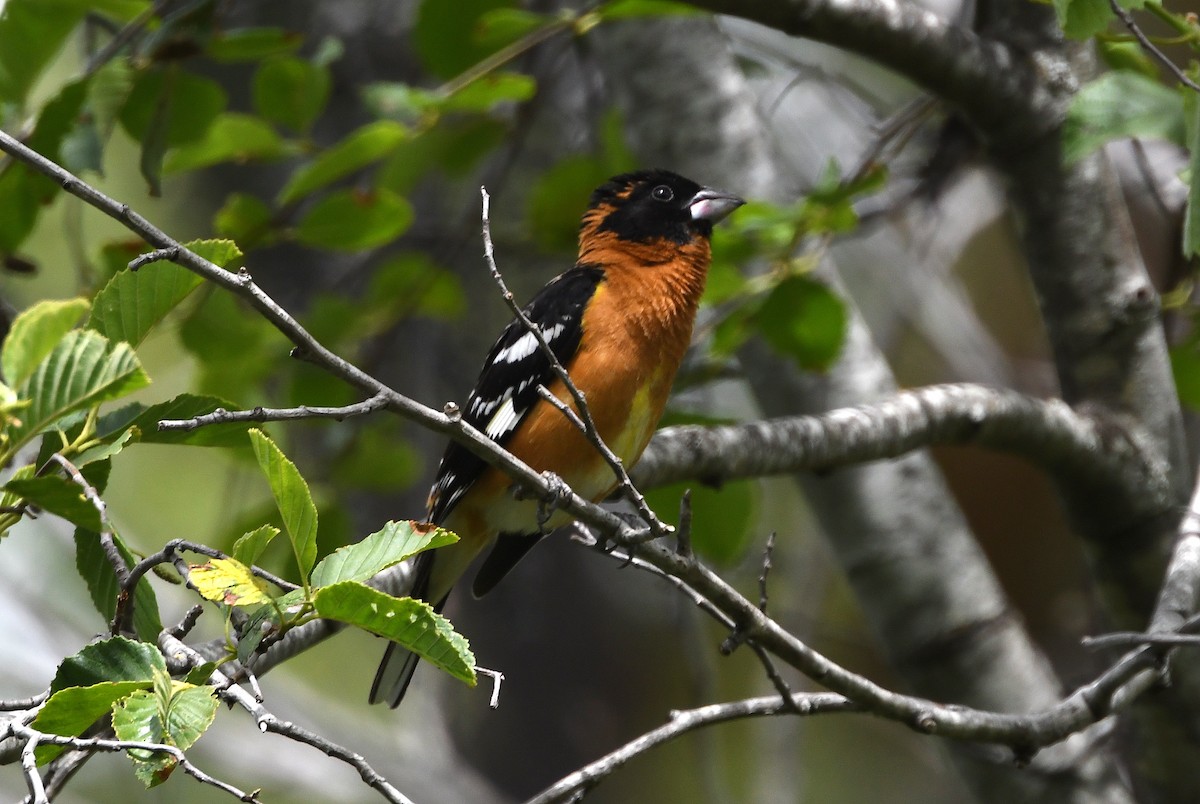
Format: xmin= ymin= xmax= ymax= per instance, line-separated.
xmin=585 ymin=169 xmax=743 ymax=245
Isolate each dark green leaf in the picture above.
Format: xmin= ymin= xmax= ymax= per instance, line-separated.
xmin=253 ymin=56 xmax=330 ymax=132
xmin=1053 ymin=0 xmax=1114 ymax=39
xmin=128 ymin=393 xmax=252 ymax=447
xmin=313 ymin=580 xmax=476 ymax=684
xmin=51 ymin=635 xmax=166 ymax=692
xmin=295 ymin=188 xmax=413 ymax=251
xmin=277 ymin=120 xmax=409 ymax=206
xmin=74 ymin=527 xmax=164 ymax=642
xmin=249 ymin=429 xmax=318 ymax=583
xmin=310 ymin=521 xmax=455 ymax=587
xmin=4 ymin=475 xmax=102 ymax=531
xmin=207 ymin=27 xmax=303 ymax=62
xmin=414 ymin=0 xmax=511 ymax=78
xmin=1185 ymin=89 xmax=1200 ymax=257
xmin=119 ymin=68 xmax=227 ymax=148
xmin=214 ymin=193 xmax=275 ymax=247
xmin=528 ymin=156 xmax=623 ymax=252
xmin=753 ymin=275 xmax=847 ymax=371
xmin=644 ymin=481 xmax=757 ymax=564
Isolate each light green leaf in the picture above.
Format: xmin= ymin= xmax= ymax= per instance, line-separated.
xmin=311 ymin=520 xmax=456 ymax=587
xmin=1064 ymin=72 xmax=1185 ymax=163
xmin=9 ymin=330 xmax=149 ymax=449
xmin=645 ymin=481 xmax=757 ymax=565
xmin=31 ymin=682 xmax=148 ymax=764
xmin=184 ymin=238 xmax=243 ymax=269
xmin=165 ymin=113 xmax=295 ymax=174
xmin=232 ymin=524 xmax=280 ymax=566
xmin=1 ymin=297 xmax=90 ymax=387
xmin=295 ymin=188 xmax=413 ymax=252
xmin=277 ymin=121 xmax=408 ymax=206
xmin=596 ymin=0 xmax=702 ymax=19
xmin=253 ymin=55 xmax=330 ymax=132
xmin=313 ymin=581 xmax=476 ymax=685
xmin=208 ymin=27 xmax=303 ymax=62
xmin=88 ymin=263 xmax=202 ymax=348
xmin=1053 ymin=0 xmax=1114 ymax=39
xmin=214 ymin=192 xmax=275 ymax=246
xmin=440 ymin=73 xmax=536 ymax=113
xmin=3 ymin=475 xmax=102 ymax=531
xmin=113 ymin=680 xmax=217 ymax=787
xmin=249 ymin=428 xmax=317 ymax=583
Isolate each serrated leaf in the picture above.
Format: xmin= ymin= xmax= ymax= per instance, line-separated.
xmin=165 ymin=113 xmax=294 ymax=173
xmin=9 ymin=330 xmax=150 ymax=449
xmin=188 ymin=557 xmax=273 ymax=607
xmin=51 ymin=636 xmax=166 ymax=693
xmin=295 ymin=188 xmax=412 ymax=252
xmin=253 ymin=55 xmax=330 ymax=132
xmin=249 ymin=429 xmax=317 ymax=583
xmin=2 ymin=297 xmax=90 ymax=387
xmin=31 ymin=682 xmax=148 ymax=764
xmin=313 ymin=581 xmax=475 ymax=685
xmin=232 ymin=524 xmax=280 ymax=566
xmin=88 ymin=263 xmax=203 ymax=348
xmin=113 ymin=688 xmax=174 ymax=785
xmin=3 ymin=475 xmax=102 ymax=531
xmin=184 ymin=238 xmax=242 ymax=269
xmin=75 ymin=528 xmax=163 ymax=642
xmin=753 ymin=276 xmax=848 ymax=371
xmin=311 ymin=521 xmax=456 ymax=587
xmin=277 ymin=121 xmax=408 ymax=206
xmin=1064 ymin=71 xmax=1185 ymax=163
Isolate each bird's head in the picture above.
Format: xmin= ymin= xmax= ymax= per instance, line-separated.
xmin=580 ymin=169 xmax=744 ymax=248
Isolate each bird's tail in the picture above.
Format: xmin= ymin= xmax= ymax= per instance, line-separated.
xmin=369 ymin=551 xmax=442 ymax=708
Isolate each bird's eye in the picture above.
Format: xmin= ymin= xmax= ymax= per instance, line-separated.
xmin=651 ymin=185 xmax=674 ymax=202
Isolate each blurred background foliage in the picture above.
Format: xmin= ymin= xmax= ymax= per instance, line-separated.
xmin=1 ymin=0 xmax=1194 ymax=801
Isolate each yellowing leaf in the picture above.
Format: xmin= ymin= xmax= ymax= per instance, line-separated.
xmin=188 ymin=557 xmax=272 ymax=607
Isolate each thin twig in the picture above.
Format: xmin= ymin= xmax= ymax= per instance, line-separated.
xmin=158 ymin=393 xmax=390 ymax=432
xmin=1083 ymin=632 xmax=1200 ymax=650
xmin=758 ymin=532 xmax=777 ymax=615
xmin=524 ymin=692 xmax=859 ymax=804
xmin=1108 ymin=0 xmax=1200 ymax=94
xmin=128 ymin=246 xmax=179 ymax=272
xmin=480 ymin=186 xmax=672 ymax=539
xmin=0 ymin=691 xmax=48 ymax=711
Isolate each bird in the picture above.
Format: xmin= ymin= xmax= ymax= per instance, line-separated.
xmin=370 ymin=169 xmax=744 ymax=707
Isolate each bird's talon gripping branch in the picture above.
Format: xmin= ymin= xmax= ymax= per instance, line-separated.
xmin=369 ymin=170 xmax=743 ymax=708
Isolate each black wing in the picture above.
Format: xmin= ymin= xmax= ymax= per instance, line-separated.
xmin=427 ymin=265 xmax=604 ymax=524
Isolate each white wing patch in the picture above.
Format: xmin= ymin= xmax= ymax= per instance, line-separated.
xmin=492 ymin=323 xmax=566 ymax=365
xmin=485 ymin=396 xmax=522 ymax=439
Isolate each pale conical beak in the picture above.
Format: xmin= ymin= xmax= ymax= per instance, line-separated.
xmin=688 ymin=187 xmax=745 ymax=223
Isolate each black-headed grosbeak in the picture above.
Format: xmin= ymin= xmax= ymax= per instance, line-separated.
xmin=370 ymin=169 xmax=743 ymax=707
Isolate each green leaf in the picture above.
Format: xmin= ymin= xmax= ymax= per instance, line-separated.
xmin=528 ymin=155 xmax=630 ymax=252
xmin=253 ymin=55 xmax=331 ymax=132
xmin=313 ymin=581 xmax=476 ymax=684
xmin=179 ymin=291 xmax=284 ymax=398
xmin=31 ymin=682 xmax=147 ymax=763
xmin=232 ymin=524 xmax=280 ymax=566
xmin=165 ymin=113 xmax=294 ymax=173
xmin=277 ymin=121 xmax=409 ymax=206
xmin=119 ymin=68 xmax=227 ymax=148
xmin=9 ymin=330 xmax=149 ymax=444
xmin=311 ymin=521 xmax=456 ymax=587
xmin=596 ymin=0 xmax=701 ymax=20
xmin=414 ymin=0 xmax=511 ymax=78
xmin=753 ymin=276 xmax=847 ymax=371
xmin=645 ymin=482 xmax=757 ymax=565
xmin=295 ymin=188 xmax=413 ymax=252
xmin=441 ymin=73 xmax=537 ymax=112
xmin=51 ymin=635 xmax=166 ymax=692
xmin=1053 ymin=0 xmax=1115 ymax=39
xmin=185 ymin=238 xmax=243 ymax=269
xmin=126 ymin=393 xmax=252 ymax=447
xmin=214 ymin=193 xmax=275 ymax=247
xmin=249 ymin=429 xmax=318 ymax=583
xmin=88 ymin=264 xmax=203 ymax=348
xmin=188 ymin=557 xmax=274 ymax=607
xmin=1063 ymin=72 xmax=1185 ymax=163
xmin=208 ymin=27 xmax=303 ymax=62
xmin=3 ymin=475 xmax=102 ymax=531
xmin=75 ymin=527 xmax=164 ymax=642
xmin=1185 ymin=88 xmax=1200 ymax=258
xmin=2 ymin=297 xmax=90 ymax=387
xmin=88 ymin=58 xmax=136 ymax=141
xmin=113 ymin=681 xmax=217 ymax=787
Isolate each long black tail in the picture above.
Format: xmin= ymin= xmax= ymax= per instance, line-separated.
xmin=368 ymin=551 xmax=442 ymax=708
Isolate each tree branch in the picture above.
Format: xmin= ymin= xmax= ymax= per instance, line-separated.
xmin=157 ymin=393 xmax=390 ymax=431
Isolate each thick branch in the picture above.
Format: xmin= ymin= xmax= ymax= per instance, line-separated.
xmin=634 ymin=383 xmax=1173 ymax=523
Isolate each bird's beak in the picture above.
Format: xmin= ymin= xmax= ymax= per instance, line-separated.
xmin=688 ymin=188 xmax=745 ymax=223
